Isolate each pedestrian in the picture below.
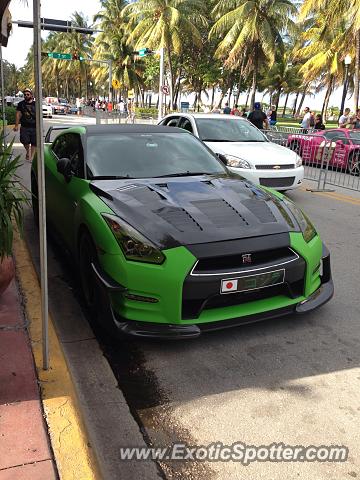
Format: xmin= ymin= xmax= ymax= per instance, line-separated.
xmin=223 ymin=102 xmax=231 ymax=114
xmin=76 ymin=97 xmax=82 ymax=116
xmin=314 ymin=114 xmax=325 ymax=130
xmin=300 ymin=107 xmax=311 ymax=132
xmin=241 ymin=109 xmax=247 ymax=118
xmin=350 ymin=109 xmax=360 ymax=129
xmin=309 ymin=111 xmax=315 ymax=128
xmin=248 ymin=102 xmax=269 ymax=130
xmin=338 ymin=108 xmax=351 ymax=128
xmin=230 ymin=104 xmax=241 ymax=116
xmin=5 ymin=94 xmax=13 ymax=107
xmin=267 ymin=105 xmax=277 ymax=126
xmin=13 ymin=88 xmax=36 ymax=162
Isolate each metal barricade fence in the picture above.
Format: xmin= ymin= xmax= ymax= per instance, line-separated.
xmin=95 ymin=110 xmax=157 ymax=125
xmin=264 ymin=128 xmax=360 ymax=192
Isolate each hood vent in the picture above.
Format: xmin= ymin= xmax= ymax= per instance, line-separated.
xmin=242 ymin=199 xmax=277 ymax=223
xmin=156 ymin=206 xmax=203 ymax=232
xmin=192 ymin=199 xmax=249 ymax=227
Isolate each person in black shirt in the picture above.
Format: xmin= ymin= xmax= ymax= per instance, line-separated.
xmin=248 ymin=102 xmax=269 ymax=130
xmin=14 ymin=88 xmax=36 ymax=161
xmin=314 ymin=114 xmax=325 ymax=130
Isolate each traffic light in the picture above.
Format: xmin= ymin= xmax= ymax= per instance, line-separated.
xmin=72 ymin=52 xmax=79 ymax=60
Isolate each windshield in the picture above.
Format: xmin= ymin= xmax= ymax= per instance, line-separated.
xmin=86 ymin=132 xmax=226 ymax=179
xmin=349 ymin=132 xmax=360 ymax=145
xmin=195 ymin=118 xmax=267 ymax=143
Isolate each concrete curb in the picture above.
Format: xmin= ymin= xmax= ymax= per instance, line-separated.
xmin=13 ymin=232 xmax=102 ymax=480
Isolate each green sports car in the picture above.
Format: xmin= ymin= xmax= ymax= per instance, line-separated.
xmin=31 ymin=124 xmax=333 ymax=338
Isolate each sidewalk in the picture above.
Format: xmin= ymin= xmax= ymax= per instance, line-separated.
xmin=0 ymin=280 xmax=58 ymax=479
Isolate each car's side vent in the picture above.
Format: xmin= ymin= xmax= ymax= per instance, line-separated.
xmin=242 ymin=199 xmax=277 ymax=223
xmin=156 ymin=206 xmax=203 ymax=232
xmin=192 ymin=199 xmax=249 ymax=227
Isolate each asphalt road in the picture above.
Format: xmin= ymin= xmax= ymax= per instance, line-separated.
xmin=13 ymin=116 xmax=360 ymax=479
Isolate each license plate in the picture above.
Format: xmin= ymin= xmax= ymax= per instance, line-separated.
xmin=220 ymin=269 xmax=285 ymax=294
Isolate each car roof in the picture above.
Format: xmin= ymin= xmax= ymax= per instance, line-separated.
xmin=84 ymin=124 xmax=188 ymax=135
xmin=164 ymin=113 xmax=247 ymax=121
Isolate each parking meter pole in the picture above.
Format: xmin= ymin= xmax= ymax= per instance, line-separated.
xmin=34 ymin=0 xmax=50 ymax=370
xmin=0 ymin=46 xmax=6 ymax=148
xmin=108 ymin=60 xmax=113 ymax=104
xmin=158 ymin=47 xmax=165 ymax=121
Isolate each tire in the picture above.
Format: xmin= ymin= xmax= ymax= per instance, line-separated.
xmin=78 ymin=232 xmax=120 ymax=339
xmin=347 ymin=152 xmax=360 ymax=176
xmin=31 ymin=175 xmax=39 ymax=226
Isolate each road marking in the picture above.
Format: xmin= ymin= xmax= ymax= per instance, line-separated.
xmin=13 ymin=232 xmax=101 ymax=480
xmin=300 ymin=187 xmax=360 ymax=205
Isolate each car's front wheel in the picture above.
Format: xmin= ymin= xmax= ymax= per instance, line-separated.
xmin=78 ymin=232 xmax=120 ymax=339
xmin=31 ymin=175 xmax=39 ymax=226
xmin=348 ymin=152 xmax=360 ymax=176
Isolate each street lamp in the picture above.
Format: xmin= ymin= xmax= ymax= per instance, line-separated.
xmin=339 ymin=54 xmax=352 ymax=116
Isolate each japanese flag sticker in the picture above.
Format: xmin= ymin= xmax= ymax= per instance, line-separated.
xmin=221 ymin=279 xmax=238 ymax=293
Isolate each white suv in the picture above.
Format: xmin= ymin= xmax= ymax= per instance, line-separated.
xmin=159 ymin=113 xmax=303 ymax=191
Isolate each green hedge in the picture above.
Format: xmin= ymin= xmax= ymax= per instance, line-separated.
xmin=5 ymin=107 xmax=16 ymax=125
xmin=135 ymin=107 xmax=158 ymax=116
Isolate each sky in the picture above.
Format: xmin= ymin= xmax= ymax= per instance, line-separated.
xmin=2 ymin=0 xmax=350 ymax=111
xmin=3 ymin=0 xmax=102 ymax=67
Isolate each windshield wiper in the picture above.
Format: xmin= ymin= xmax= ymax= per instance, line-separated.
xmin=153 ymin=172 xmax=211 ymax=178
xmin=91 ymin=175 xmax=133 ymax=180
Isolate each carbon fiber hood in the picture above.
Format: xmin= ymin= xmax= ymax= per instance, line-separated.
xmin=91 ymin=175 xmax=298 ymax=248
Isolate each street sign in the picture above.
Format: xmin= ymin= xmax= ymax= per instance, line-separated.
xmin=112 ymin=79 xmax=121 ymax=89
xmin=161 ymin=85 xmax=169 ymax=95
xmin=180 ymin=101 xmax=190 ymax=108
xmin=128 ymin=89 xmax=135 ymax=98
xmin=138 ymin=48 xmax=152 ymax=57
xmin=47 ymin=52 xmax=72 ymax=60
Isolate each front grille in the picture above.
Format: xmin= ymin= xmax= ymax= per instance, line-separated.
xmin=259 ymin=177 xmax=295 ymax=188
xmin=182 ymin=251 xmax=306 ymax=320
xmin=192 ymin=247 xmax=298 ymax=275
xmin=256 ymin=164 xmax=294 ymax=170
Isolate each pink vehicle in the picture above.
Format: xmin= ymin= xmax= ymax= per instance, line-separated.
xmin=287 ymin=128 xmax=360 ymax=175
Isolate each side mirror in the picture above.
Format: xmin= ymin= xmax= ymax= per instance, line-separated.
xmin=57 ymin=158 xmax=73 ymax=181
xmin=216 ymin=153 xmax=228 ymax=165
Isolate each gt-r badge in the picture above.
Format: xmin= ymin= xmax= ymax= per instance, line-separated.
xmin=273 ymin=165 xmax=281 ymax=169
xmin=242 ymin=253 xmax=252 ymax=264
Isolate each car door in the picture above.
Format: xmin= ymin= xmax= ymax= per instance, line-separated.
xmin=323 ymin=131 xmax=348 ymax=167
xmin=46 ymin=132 xmax=87 ymax=251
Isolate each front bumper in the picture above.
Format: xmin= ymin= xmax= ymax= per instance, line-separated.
xmin=94 ymin=237 xmax=333 ymax=339
xmin=228 ymin=166 xmax=304 ymax=191
xmin=112 ymin=280 xmax=333 ymax=339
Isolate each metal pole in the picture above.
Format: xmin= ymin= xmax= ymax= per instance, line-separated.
xmin=108 ymin=60 xmax=112 ymax=104
xmin=33 ymin=0 xmax=49 ymax=370
xmin=158 ymin=47 xmax=165 ymax=121
xmin=0 ymin=46 xmax=7 ymax=148
xmin=339 ymin=64 xmax=349 ymax=117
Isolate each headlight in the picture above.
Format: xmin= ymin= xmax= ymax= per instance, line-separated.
xmin=282 ymin=197 xmax=316 ymax=243
xmin=295 ymin=155 xmax=302 ymax=167
xmin=224 ymin=155 xmax=253 ymax=169
xmin=102 ymin=213 xmax=165 ymax=264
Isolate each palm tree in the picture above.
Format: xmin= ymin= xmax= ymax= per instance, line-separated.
xmin=59 ymin=12 xmax=94 ymax=99
xmin=210 ymin=0 xmax=297 ymax=110
xmin=122 ymin=0 xmax=207 ymax=108
xmin=93 ymin=0 xmax=144 ymax=102
xmin=300 ymin=0 xmax=360 ymax=110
